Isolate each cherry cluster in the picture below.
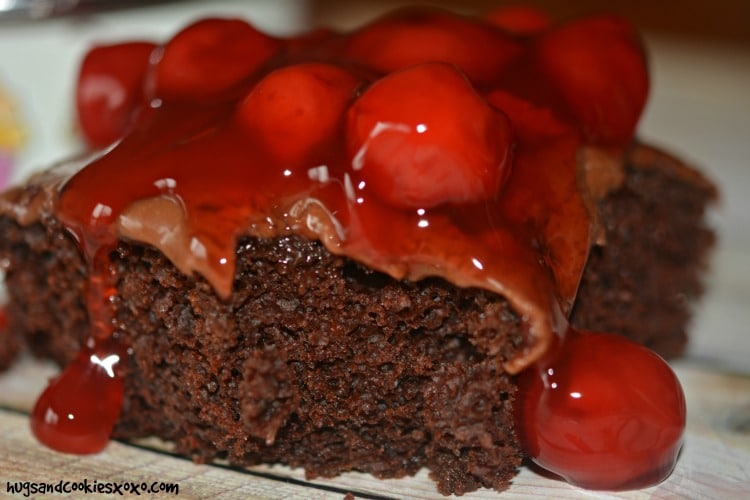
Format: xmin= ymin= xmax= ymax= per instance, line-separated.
xmin=76 ymin=7 xmax=648 ymax=211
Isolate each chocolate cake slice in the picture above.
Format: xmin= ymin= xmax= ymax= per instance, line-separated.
xmin=0 ymin=6 xmax=717 ymax=495
xmin=0 ymin=143 xmax=716 ymax=494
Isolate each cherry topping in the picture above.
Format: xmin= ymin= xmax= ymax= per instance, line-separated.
xmin=347 ymin=62 xmax=513 ymax=208
xmin=343 ymin=8 xmax=523 ymax=86
xmin=533 ymin=15 xmax=649 ymax=146
xmin=31 ymin=337 xmax=125 ymax=455
xmin=236 ymin=62 xmax=361 ymax=165
xmin=485 ymin=5 xmax=553 ymax=35
xmin=515 ymin=329 xmax=686 ymax=490
xmin=76 ymin=42 xmax=156 ymax=148
xmin=152 ymin=18 xmax=280 ymax=100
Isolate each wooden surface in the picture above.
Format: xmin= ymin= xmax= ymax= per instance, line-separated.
xmin=1 ymin=2 xmax=750 ymax=498
xmin=1 ymin=361 xmax=749 ymax=498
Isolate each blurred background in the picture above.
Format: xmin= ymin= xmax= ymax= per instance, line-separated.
xmin=310 ymin=0 xmax=750 ymax=44
xmin=0 ymin=0 xmax=748 ymax=371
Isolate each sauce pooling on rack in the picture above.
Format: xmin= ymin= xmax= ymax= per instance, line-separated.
xmin=28 ymin=7 xmax=684 ymax=489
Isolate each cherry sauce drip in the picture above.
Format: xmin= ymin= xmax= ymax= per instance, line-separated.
xmin=30 ymin=240 xmax=126 ymax=454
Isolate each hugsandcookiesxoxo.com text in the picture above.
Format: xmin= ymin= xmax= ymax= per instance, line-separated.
xmin=6 ymin=479 xmax=179 ymax=496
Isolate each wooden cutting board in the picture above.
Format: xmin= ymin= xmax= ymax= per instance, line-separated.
xmin=1 ymin=358 xmax=748 ymax=499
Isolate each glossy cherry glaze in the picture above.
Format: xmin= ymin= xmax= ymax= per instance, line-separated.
xmin=27 ymin=5 xmax=684 ymax=490
xmin=31 ymin=242 xmax=126 ymax=454
xmin=30 ymin=337 xmax=125 ymax=454
xmin=515 ymin=329 xmax=686 ymax=490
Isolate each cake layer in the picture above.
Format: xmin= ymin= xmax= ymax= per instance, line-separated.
xmin=0 ymin=144 xmax=716 ymax=494
xmin=1 ymin=218 xmax=525 ymax=494
xmin=572 ymin=144 xmax=717 ymax=357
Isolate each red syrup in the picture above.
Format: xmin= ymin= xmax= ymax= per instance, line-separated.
xmin=30 ymin=336 xmax=125 ymax=454
xmin=515 ymin=329 xmax=686 ymax=490
xmin=31 ymin=236 xmax=126 ymax=454
xmin=23 ymin=7 xmax=686 ymax=490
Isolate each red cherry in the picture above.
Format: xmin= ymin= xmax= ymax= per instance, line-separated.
xmin=76 ymin=42 xmax=156 ymax=148
xmin=485 ymin=5 xmax=553 ymax=35
xmin=152 ymin=18 xmax=280 ymax=100
xmin=236 ymin=63 xmax=361 ymax=165
xmin=30 ymin=338 xmax=125 ymax=454
xmin=343 ymin=8 xmax=523 ymax=86
xmin=346 ymin=62 xmax=513 ymax=209
xmin=533 ymin=15 xmax=649 ymax=146
xmin=515 ymin=329 xmax=686 ymax=490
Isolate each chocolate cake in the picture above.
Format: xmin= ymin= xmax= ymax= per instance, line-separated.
xmin=0 ymin=6 xmax=716 ymax=495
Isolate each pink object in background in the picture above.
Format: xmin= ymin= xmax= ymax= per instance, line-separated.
xmin=0 ymin=151 xmax=12 ymax=189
